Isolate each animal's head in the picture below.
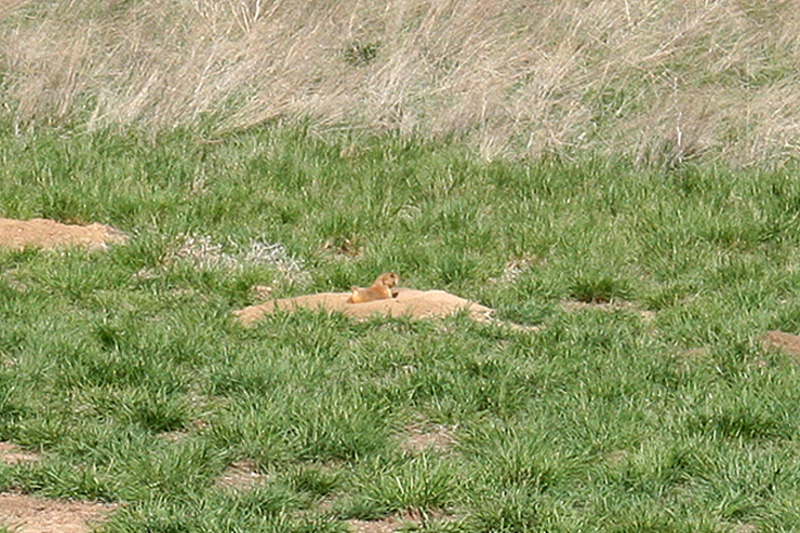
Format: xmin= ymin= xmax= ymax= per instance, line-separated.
xmin=378 ymin=272 xmax=399 ymax=287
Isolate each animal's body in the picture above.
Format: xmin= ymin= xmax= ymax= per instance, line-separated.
xmin=348 ymin=272 xmax=399 ymax=303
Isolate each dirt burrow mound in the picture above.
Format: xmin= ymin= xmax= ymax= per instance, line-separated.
xmin=234 ymin=287 xmax=494 ymax=325
xmin=0 ymin=217 xmax=126 ymax=251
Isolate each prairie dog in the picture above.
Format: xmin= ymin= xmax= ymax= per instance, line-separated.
xmin=348 ymin=272 xmax=400 ymax=304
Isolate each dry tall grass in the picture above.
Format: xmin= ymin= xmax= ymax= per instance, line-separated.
xmin=2 ymin=0 xmax=799 ymax=165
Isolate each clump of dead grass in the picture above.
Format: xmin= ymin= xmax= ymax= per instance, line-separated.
xmin=1 ymin=1 xmax=800 ymax=165
xmin=167 ymin=233 xmax=309 ymax=283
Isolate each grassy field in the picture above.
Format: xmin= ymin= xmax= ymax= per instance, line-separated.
xmin=3 ymin=1 xmax=800 ymax=531
xmin=2 ymin=124 xmax=800 ymax=531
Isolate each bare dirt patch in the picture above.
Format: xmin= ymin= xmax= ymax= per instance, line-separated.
xmin=0 ymin=218 xmax=126 ymax=251
xmin=349 ymin=517 xmax=404 ymax=533
xmin=234 ymin=287 xmax=495 ymax=325
xmin=0 ymin=442 xmax=40 ymax=465
xmin=348 ymin=510 xmax=453 ymax=533
xmin=399 ymin=422 xmax=457 ymax=454
xmin=216 ymin=460 xmax=266 ymax=489
xmin=0 ymin=492 xmax=117 ymax=533
xmin=157 ymin=418 xmax=209 ymax=444
xmin=759 ymin=330 xmax=800 ymax=358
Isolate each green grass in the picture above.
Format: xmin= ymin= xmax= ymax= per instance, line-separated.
xmin=2 ymin=124 xmax=800 ymax=531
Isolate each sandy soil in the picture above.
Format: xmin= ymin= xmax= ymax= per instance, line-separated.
xmin=0 ymin=217 xmax=126 ymax=251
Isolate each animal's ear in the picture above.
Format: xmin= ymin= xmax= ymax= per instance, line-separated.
xmin=391 ymin=289 xmax=399 ymax=298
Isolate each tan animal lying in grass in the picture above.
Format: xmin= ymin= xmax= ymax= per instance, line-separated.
xmin=348 ymin=272 xmax=400 ymax=303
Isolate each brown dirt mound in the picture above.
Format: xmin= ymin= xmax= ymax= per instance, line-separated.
xmin=0 ymin=492 xmax=118 ymax=533
xmin=233 ymin=287 xmax=494 ymax=326
xmin=0 ymin=217 xmax=126 ymax=251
